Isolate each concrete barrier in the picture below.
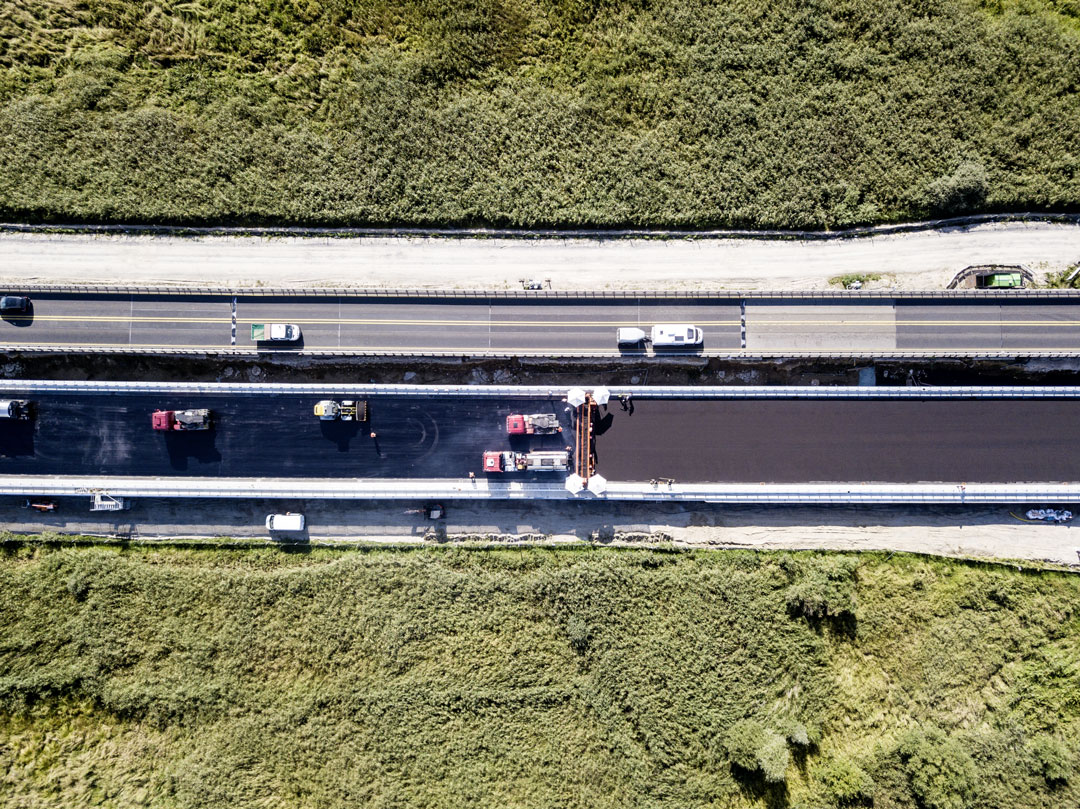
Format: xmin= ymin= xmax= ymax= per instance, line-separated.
xmin=2 ymin=380 xmax=1079 ymax=398
xmin=1 ymin=475 xmax=1077 ymax=503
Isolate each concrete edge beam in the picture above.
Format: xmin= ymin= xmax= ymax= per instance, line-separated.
xmin=5 ymin=346 xmax=1080 ymax=361
xmin=4 ymin=476 xmax=1080 ymax=503
xmin=6 ymin=284 xmax=1080 ymax=300
xmin=2 ymin=380 xmax=1080 ymax=398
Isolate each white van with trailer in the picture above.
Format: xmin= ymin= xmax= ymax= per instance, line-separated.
xmin=650 ymin=324 xmax=704 ymax=347
xmin=266 ymin=513 xmax=305 ymax=531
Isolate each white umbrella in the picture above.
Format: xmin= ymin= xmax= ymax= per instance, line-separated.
xmin=567 ymin=387 xmax=587 ymax=407
xmin=587 ymin=474 xmax=608 ymax=495
xmin=564 ymin=474 xmax=585 ymax=493
xmin=592 ymin=387 xmax=611 ymax=406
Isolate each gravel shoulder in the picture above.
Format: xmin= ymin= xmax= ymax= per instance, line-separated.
xmin=1 ymin=221 xmax=1078 ymax=290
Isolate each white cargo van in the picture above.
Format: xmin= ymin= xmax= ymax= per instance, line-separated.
xmin=266 ymin=513 xmax=305 ymax=531
xmin=650 ymin=324 xmax=703 ymax=346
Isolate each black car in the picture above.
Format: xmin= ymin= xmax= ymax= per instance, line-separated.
xmin=0 ymin=295 xmax=30 ymax=313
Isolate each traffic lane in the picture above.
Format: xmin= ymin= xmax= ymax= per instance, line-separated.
xmin=896 ymin=302 xmax=1080 ymax=351
xmin=129 ymin=296 xmax=231 ymax=347
xmin=239 ymin=298 xmax=491 ymax=351
xmin=745 ymin=302 xmax=898 ymax=351
xmin=0 ymin=294 xmax=133 ymax=346
xmin=594 ymin=398 xmax=1080 ymax=483
xmin=239 ymin=296 xmax=740 ymax=352
xmin=488 ymin=300 xmax=742 ymax=351
xmin=999 ymin=305 xmax=1080 ymax=350
xmin=0 ymin=395 xmax=573 ymax=479
xmin=0 ymin=293 xmax=231 ymax=348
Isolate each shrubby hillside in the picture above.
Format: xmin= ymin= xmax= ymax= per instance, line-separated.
xmin=1 ymin=545 xmax=1078 ymax=807
xmin=0 ymin=0 xmax=1078 ymax=228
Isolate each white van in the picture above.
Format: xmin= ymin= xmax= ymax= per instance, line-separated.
xmin=650 ymin=324 xmax=704 ymax=346
xmin=266 ymin=513 xmax=305 ymax=531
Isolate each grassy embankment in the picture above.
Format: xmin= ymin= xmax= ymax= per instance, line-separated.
xmin=1 ymin=0 xmax=1079 ymax=228
xmin=1 ymin=544 xmax=1078 ymax=808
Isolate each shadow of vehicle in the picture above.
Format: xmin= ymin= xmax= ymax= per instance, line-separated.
xmin=254 ymin=335 xmax=304 ymax=351
xmin=319 ymin=419 xmax=360 ymax=452
xmin=0 ymin=421 xmax=35 ymax=457
xmin=163 ymin=431 xmax=223 ymax=471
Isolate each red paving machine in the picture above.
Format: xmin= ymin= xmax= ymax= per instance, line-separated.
xmin=506 ymin=413 xmax=562 ymax=435
xmin=483 ymin=450 xmax=570 ymax=473
xmin=152 ymin=409 xmax=212 ymax=431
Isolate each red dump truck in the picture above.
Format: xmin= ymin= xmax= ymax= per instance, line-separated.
xmin=152 ymin=409 xmax=212 ymax=431
xmin=506 ymin=413 xmax=562 ymax=435
xmin=483 ymin=450 xmax=570 ymax=473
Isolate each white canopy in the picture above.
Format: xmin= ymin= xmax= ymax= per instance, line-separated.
xmin=592 ymin=387 xmax=611 ymax=405
xmin=587 ymin=474 xmax=608 ymax=495
xmin=567 ymin=387 xmax=587 ymax=407
xmin=564 ymin=474 xmax=586 ymax=493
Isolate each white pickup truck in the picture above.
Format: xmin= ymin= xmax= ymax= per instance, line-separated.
xmin=251 ymin=323 xmax=301 ymax=341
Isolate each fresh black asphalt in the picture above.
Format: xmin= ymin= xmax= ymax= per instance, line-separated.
xmin=596 ymin=398 xmax=1080 ymax=483
xmin=2 ymin=392 xmax=1079 ymax=483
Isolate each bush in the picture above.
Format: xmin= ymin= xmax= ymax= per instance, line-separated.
xmin=784 ymin=558 xmax=858 ymax=623
xmin=726 ymin=719 xmax=790 ymax=783
xmin=1030 ymin=735 xmax=1071 ymax=786
xmin=819 ymin=758 xmax=874 ymax=806
xmin=727 ymin=719 xmax=766 ymax=771
xmin=898 ymin=728 xmax=979 ymax=809
xmin=924 ymin=161 xmax=989 ymax=216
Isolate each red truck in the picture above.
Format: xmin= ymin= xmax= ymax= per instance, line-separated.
xmin=506 ymin=413 xmax=562 ymax=435
xmin=483 ymin=450 xmax=570 ymax=473
xmin=152 ymin=409 xmax=212 ymax=431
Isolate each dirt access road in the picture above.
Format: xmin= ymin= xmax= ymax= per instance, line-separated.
xmin=6 ymin=499 xmax=1078 ymax=567
xmin=2 ymin=221 xmax=1078 ymax=290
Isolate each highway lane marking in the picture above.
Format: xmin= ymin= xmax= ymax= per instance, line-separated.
xmin=10 ymin=314 xmax=745 ymax=326
xmin=11 ymin=314 xmax=1080 ymax=327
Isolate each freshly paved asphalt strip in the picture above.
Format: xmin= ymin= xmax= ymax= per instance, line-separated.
xmin=2 ymin=392 xmax=1080 ymax=483
xmin=3 ymin=291 xmax=1080 ymax=354
xmin=593 ymin=398 xmax=1080 ymax=483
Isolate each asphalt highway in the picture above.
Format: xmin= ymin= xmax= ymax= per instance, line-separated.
xmin=3 ymin=292 xmax=1080 ymax=354
xmin=2 ymin=392 xmax=1079 ymax=483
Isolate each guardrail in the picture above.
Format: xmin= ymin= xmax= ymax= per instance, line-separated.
xmin=2 ymin=475 xmax=1079 ymax=503
xmin=7 ymin=284 xmax=1080 ymax=299
xmin=3 ymin=380 xmax=1080 ymax=398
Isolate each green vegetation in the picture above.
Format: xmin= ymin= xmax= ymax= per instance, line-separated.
xmin=1 ymin=544 xmax=1078 ymax=807
xmin=828 ymin=273 xmax=883 ymax=288
xmin=1044 ymin=265 xmax=1080 ymax=288
xmin=1 ymin=0 xmax=1079 ymax=228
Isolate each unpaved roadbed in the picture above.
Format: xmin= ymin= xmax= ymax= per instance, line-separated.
xmin=2 ymin=221 xmax=1078 ymax=290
